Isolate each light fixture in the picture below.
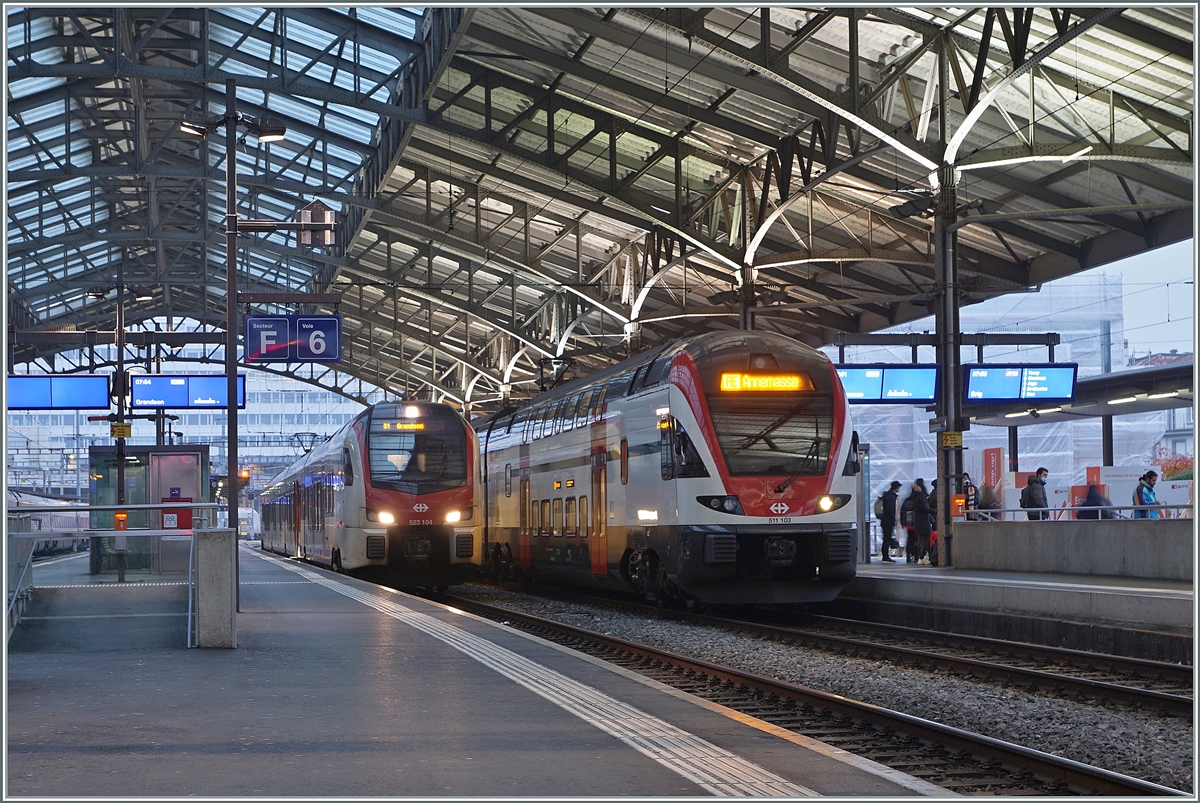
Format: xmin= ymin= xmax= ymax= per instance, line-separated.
xmin=1107 ymin=396 xmax=1138 ymax=405
xmin=1035 ymin=407 xmax=1062 ymax=415
xmin=1004 ymin=410 xmax=1030 ymax=418
xmin=180 ymin=117 xmax=210 ymax=138
xmin=1147 ymin=391 xmax=1180 ymax=400
xmin=133 ymin=288 xmax=154 ymax=302
xmin=889 ymin=197 xmax=935 ymax=219
xmin=242 ymin=116 xmax=287 ymax=143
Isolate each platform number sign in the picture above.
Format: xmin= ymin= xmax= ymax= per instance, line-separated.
xmin=244 ymin=314 xmax=342 ymax=363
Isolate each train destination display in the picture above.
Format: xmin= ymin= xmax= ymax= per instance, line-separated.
xmin=130 ymin=374 xmax=247 ymax=409
xmin=835 ymin=365 xmax=939 ymax=403
xmin=7 ymin=374 xmax=111 ymax=410
xmin=964 ymin=364 xmax=1078 ymax=403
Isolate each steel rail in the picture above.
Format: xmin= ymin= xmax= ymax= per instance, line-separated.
xmin=442 ymin=592 xmax=1184 ymax=796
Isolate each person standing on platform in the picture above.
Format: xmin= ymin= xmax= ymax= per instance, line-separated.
xmin=1133 ymin=471 xmax=1161 ymax=518
xmin=904 ymin=479 xmax=932 ymax=563
xmin=1022 ymin=468 xmax=1049 ymax=521
xmin=927 ymin=479 xmax=939 ymax=565
xmin=879 ymin=481 xmax=901 ymax=562
xmin=1077 ymin=483 xmax=1114 ymax=520
xmin=961 ymin=473 xmax=979 ymax=520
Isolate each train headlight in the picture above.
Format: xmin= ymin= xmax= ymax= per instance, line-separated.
xmin=366 ymin=509 xmax=395 ymax=524
xmin=445 ymin=510 xmax=462 ymax=524
xmin=696 ymin=496 xmax=744 ymax=515
xmin=816 ymin=494 xmax=851 ymax=513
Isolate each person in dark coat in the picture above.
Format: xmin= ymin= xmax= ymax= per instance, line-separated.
xmin=904 ymin=479 xmax=932 ymax=563
xmin=1024 ymin=468 xmax=1049 ymax=520
xmin=879 ymin=480 xmax=902 ymax=562
xmin=962 ymin=473 xmax=979 ymax=520
xmin=1076 ymin=484 xmax=1113 ymax=520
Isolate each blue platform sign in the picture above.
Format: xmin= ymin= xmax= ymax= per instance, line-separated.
xmin=244 ymin=314 xmax=341 ymax=363
xmin=295 ymin=316 xmax=342 ymax=362
xmin=244 ymin=316 xmax=291 ymax=362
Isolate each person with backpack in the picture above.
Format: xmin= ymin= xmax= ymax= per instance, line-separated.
xmin=927 ymin=479 xmax=940 ymax=566
xmin=1020 ymin=468 xmax=1049 ymax=520
xmin=877 ymin=481 xmax=902 ymax=562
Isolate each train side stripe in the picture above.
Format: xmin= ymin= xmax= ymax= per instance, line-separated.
xmin=260 ymin=554 xmax=816 ymax=797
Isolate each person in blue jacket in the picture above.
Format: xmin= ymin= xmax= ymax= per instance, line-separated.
xmin=1132 ymin=471 xmax=1161 ymax=519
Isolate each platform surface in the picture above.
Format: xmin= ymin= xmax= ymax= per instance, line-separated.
xmin=850 ymin=557 xmax=1193 ymax=631
xmin=7 ymin=547 xmax=941 ymax=798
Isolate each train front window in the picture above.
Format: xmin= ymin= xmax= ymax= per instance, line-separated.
xmin=367 ymin=404 xmax=467 ymax=494
xmin=705 ymin=395 xmax=833 ymax=477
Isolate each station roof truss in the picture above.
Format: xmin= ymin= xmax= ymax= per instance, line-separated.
xmin=6 ymin=7 xmax=1194 ymax=413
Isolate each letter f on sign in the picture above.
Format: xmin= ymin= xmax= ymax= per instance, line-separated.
xmin=261 ymin=330 xmax=276 ymax=354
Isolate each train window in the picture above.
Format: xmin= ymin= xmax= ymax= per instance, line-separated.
xmin=530 ymin=497 xmax=539 ymax=533
xmin=561 ymin=395 xmax=577 ymax=432
xmin=606 ymin=370 xmax=633 ymax=400
xmin=620 ymin=438 xmax=629 ymax=485
xmin=531 ymin=406 xmax=544 ymax=440
xmin=551 ymin=398 xmax=566 ymax=436
xmin=592 ymin=387 xmax=607 ymax=421
xmin=660 ymin=419 xmax=675 ymax=480
xmin=343 ymin=449 xmax=354 ymax=487
xmin=578 ymin=496 xmax=588 ymax=537
xmin=565 ymin=497 xmax=576 ymax=536
xmin=540 ymin=500 xmax=551 ymax=535
xmin=552 ymin=498 xmax=563 ymax=535
xmin=575 ymin=389 xmax=593 ymax=428
xmin=644 ymin=351 xmax=673 ymax=388
xmin=520 ymin=479 xmax=530 ymax=535
xmin=504 ymin=464 xmax=512 ymax=497
xmin=628 ymin=364 xmax=649 ymax=395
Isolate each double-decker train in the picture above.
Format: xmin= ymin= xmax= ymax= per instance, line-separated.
xmin=464 ymin=330 xmax=859 ymax=607
xmin=6 ymin=490 xmax=90 ymax=557
xmin=259 ymin=402 xmax=480 ymax=588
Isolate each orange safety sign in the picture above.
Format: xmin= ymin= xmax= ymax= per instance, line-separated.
xmin=114 ymin=511 xmax=128 ymax=530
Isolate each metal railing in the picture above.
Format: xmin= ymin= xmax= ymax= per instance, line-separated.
xmin=6 ymin=501 xmax=220 ymax=645
xmin=953 ymin=503 xmax=1193 ymax=522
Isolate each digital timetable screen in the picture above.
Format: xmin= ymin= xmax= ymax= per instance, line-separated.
xmin=964 ymin=364 xmax=1078 ymax=403
xmin=835 ymin=365 xmax=939 ymax=404
xmin=130 ymin=375 xmax=247 ymax=409
xmin=7 ymin=374 xmax=110 ymax=409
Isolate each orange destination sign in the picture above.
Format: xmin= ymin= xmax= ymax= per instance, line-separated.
xmin=719 ymin=373 xmax=812 ymax=392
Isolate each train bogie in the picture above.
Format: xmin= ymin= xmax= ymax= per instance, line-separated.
xmin=472 ymin=331 xmax=859 ymax=607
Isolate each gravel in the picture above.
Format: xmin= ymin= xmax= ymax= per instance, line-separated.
xmin=453 ymin=583 xmax=1194 ymax=793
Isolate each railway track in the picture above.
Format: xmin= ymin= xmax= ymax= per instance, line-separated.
xmin=459 ymin=583 xmax=1193 ymax=718
xmin=439 ymin=590 xmax=1185 ymax=796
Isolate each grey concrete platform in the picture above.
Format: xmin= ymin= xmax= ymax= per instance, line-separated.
xmin=7 ymin=546 xmax=942 ymax=798
xmin=827 ymin=559 xmax=1194 ymax=663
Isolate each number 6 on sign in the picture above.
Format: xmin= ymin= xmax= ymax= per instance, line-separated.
xmin=296 ymin=316 xmax=340 ymax=362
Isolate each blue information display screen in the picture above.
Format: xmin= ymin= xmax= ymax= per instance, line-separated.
xmin=835 ymin=365 xmax=939 ymax=404
xmin=836 ymin=367 xmax=883 ymax=400
xmin=130 ymin=375 xmax=246 ymax=409
xmin=964 ymin=364 xmax=1078 ymax=403
xmin=8 ymin=375 xmax=110 ymax=409
xmin=882 ymin=366 xmax=938 ymax=401
xmin=965 ymin=367 xmax=1023 ymax=400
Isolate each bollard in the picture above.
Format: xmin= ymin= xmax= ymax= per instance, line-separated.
xmin=195 ymin=529 xmax=237 ymax=648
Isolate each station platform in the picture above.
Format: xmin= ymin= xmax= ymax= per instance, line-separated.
xmin=7 ymin=546 xmax=942 ymax=798
xmin=823 ymin=558 xmax=1193 ymax=664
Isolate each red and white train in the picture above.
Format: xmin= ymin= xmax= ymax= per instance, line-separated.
xmin=465 ymin=330 xmax=859 ymax=607
xmin=259 ymin=402 xmax=480 ymax=588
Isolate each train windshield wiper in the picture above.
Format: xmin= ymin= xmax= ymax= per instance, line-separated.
xmin=773 ymin=437 xmax=822 ymax=493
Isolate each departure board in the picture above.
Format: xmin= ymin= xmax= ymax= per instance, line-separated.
xmin=835 ymin=365 xmax=939 ymax=404
xmin=130 ymin=375 xmax=247 ymax=409
xmin=964 ymin=364 xmax=1078 ymax=403
xmin=8 ymin=374 xmax=110 ymax=409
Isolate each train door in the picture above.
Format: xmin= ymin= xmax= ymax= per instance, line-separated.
xmin=590 ymin=462 xmax=607 ymax=575
xmin=519 ymin=476 xmax=531 ymax=566
xmin=292 ymin=481 xmax=302 ymax=557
